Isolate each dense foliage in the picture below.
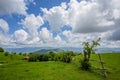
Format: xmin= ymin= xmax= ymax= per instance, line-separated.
xmin=0 ymin=47 xmax=4 ymax=52
xmin=28 ymin=51 xmax=75 ymax=63
xmin=4 ymin=52 xmax=9 ymax=56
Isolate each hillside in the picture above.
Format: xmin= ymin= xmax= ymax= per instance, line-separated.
xmin=33 ymin=48 xmax=63 ymax=54
xmin=0 ymin=52 xmax=120 ymax=80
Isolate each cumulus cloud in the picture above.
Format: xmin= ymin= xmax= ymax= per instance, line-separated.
xmin=20 ymin=14 xmax=44 ymax=37
xmin=0 ymin=19 xmax=9 ymax=32
xmin=0 ymin=0 xmax=28 ymax=15
xmin=14 ymin=29 xmax=28 ymax=43
xmin=0 ymin=19 xmax=10 ymax=45
xmin=1 ymin=0 xmax=120 ymax=48
xmin=54 ymin=35 xmax=62 ymax=42
xmin=0 ymin=32 xmax=10 ymax=45
xmin=40 ymin=28 xmax=53 ymax=43
xmin=42 ymin=0 xmax=120 ymax=33
xmin=42 ymin=2 xmax=69 ymax=31
xmin=108 ymin=28 xmax=120 ymax=41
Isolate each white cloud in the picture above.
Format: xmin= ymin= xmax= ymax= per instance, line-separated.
xmin=42 ymin=2 xmax=69 ymax=31
xmin=20 ymin=14 xmax=44 ymax=37
xmin=54 ymin=35 xmax=62 ymax=42
xmin=0 ymin=19 xmax=9 ymax=32
xmin=0 ymin=32 xmax=10 ymax=45
xmin=40 ymin=28 xmax=53 ymax=43
xmin=14 ymin=29 xmax=28 ymax=43
xmin=42 ymin=0 xmax=120 ymax=33
xmin=1 ymin=0 xmax=120 ymax=48
xmin=0 ymin=0 xmax=28 ymax=15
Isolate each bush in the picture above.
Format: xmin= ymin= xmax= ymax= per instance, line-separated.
xmin=38 ymin=54 xmax=49 ymax=61
xmin=19 ymin=52 xmax=22 ymax=55
xmin=4 ymin=52 xmax=9 ymax=56
xmin=28 ymin=51 xmax=76 ymax=63
xmin=28 ymin=54 xmax=49 ymax=62
xmin=13 ymin=52 xmax=16 ymax=55
xmin=54 ymin=53 xmax=61 ymax=61
xmin=28 ymin=54 xmax=38 ymax=62
xmin=54 ymin=51 xmax=75 ymax=63
xmin=48 ymin=51 xmax=55 ymax=61
xmin=0 ymin=47 xmax=4 ymax=52
xmin=80 ymin=59 xmax=91 ymax=70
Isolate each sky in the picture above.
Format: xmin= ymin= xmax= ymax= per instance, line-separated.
xmin=0 ymin=0 xmax=120 ymax=48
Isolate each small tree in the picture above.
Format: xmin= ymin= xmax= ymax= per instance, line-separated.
xmin=81 ymin=38 xmax=101 ymax=70
xmin=0 ymin=47 xmax=4 ymax=52
xmin=4 ymin=52 xmax=9 ymax=56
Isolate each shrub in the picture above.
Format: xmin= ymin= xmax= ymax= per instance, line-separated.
xmin=28 ymin=54 xmax=38 ymax=62
xmin=54 ymin=51 xmax=75 ymax=63
xmin=4 ymin=52 xmax=9 ymax=56
xmin=28 ymin=54 xmax=49 ymax=62
xmin=0 ymin=47 xmax=4 ymax=52
xmin=54 ymin=53 xmax=61 ymax=61
xmin=60 ymin=52 xmax=72 ymax=63
xmin=19 ymin=52 xmax=22 ymax=55
xmin=13 ymin=52 xmax=16 ymax=55
xmin=38 ymin=54 xmax=49 ymax=61
xmin=48 ymin=51 xmax=55 ymax=61
xmin=80 ymin=59 xmax=91 ymax=70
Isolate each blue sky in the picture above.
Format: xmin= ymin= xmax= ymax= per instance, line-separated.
xmin=0 ymin=0 xmax=120 ymax=48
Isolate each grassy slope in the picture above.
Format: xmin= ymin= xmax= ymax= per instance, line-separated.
xmin=0 ymin=52 xmax=120 ymax=80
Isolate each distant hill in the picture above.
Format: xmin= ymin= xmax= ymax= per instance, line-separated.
xmin=3 ymin=47 xmax=120 ymax=53
xmin=33 ymin=48 xmax=63 ymax=54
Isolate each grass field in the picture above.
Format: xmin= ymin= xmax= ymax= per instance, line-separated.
xmin=0 ymin=52 xmax=120 ymax=80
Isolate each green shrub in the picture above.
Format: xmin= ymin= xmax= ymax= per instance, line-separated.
xmin=28 ymin=54 xmax=38 ymax=62
xmin=19 ymin=52 xmax=22 ymax=55
xmin=80 ymin=59 xmax=91 ymax=70
xmin=13 ymin=52 xmax=16 ymax=55
xmin=54 ymin=51 xmax=75 ymax=63
xmin=28 ymin=54 xmax=49 ymax=62
xmin=54 ymin=53 xmax=61 ymax=61
xmin=48 ymin=51 xmax=55 ymax=61
xmin=38 ymin=54 xmax=49 ymax=61
xmin=0 ymin=47 xmax=4 ymax=52
xmin=4 ymin=52 xmax=9 ymax=56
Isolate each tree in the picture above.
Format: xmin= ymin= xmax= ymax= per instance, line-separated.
xmin=81 ymin=38 xmax=101 ymax=70
xmin=4 ymin=52 xmax=9 ymax=56
xmin=0 ymin=47 xmax=4 ymax=52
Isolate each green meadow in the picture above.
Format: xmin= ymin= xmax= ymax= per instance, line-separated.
xmin=0 ymin=52 xmax=120 ymax=80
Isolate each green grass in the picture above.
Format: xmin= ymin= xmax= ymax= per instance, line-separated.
xmin=0 ymin=52 xmax=120 ymax=80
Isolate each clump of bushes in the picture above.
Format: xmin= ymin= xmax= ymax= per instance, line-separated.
xmin=28 ymin=51 xmax=76 ymax=63
xmin=54 ymin=51 xmax=75 ymax=63
xmin=28 ymin=54 xmax=39 ymax=62
xmin=28 ymin=54 xmax=49 ymax=62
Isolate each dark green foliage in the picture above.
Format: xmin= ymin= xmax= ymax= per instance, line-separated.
xmin=4 ymin=52 xmax=9 ymax=56
xmin=54 ymin=53 xmax=61 ymax=61
xmin=80 ymin=59 xmax=91 ymax=70
xmin=13 ymin=52 xmax=16 ymax=55
xmin=29 ymin=53 xmax=32 ymax=55
xmin=28 ymin=54 xmax=49 ymax=62
xmin=23 ymin=53 xmax=27 ymax=56
xmin=54 ymin=51 xmax=75 ymax=63
xmin=19 ymin=52 xmax=22 ymax=55
xmin=38 ymin=54 xmax=49 ymax=61
xmin=48 ymin=51 xmax=55 ymax=61
xmin=0 ymin=47 xmax=4 ymax=52
xmin=28 ymin=51 xmax=75 ymax=63
xmin=28 ymin=54 xmax=38 ymax=62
